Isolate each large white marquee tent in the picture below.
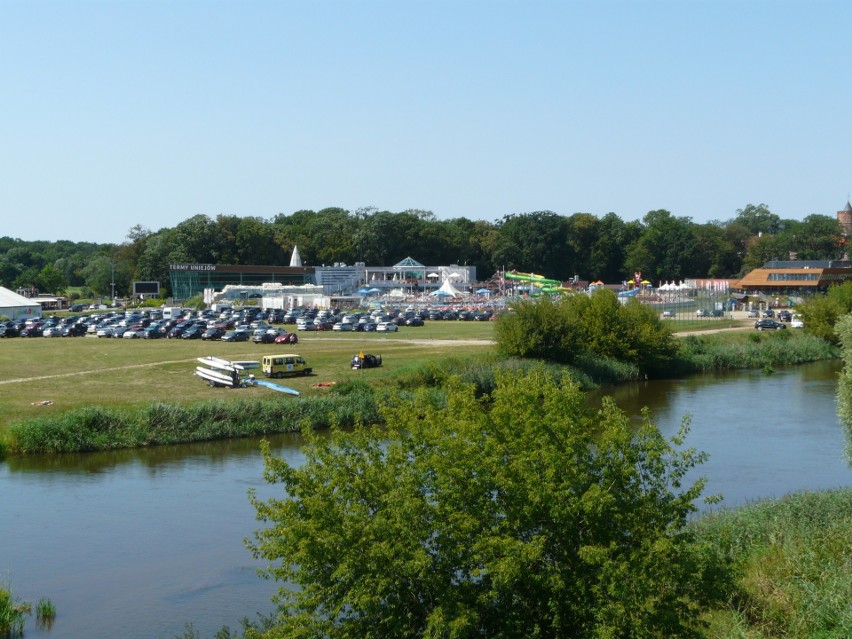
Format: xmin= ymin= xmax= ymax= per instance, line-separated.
xmin=0 ymin=287 xmax=42 ymax=320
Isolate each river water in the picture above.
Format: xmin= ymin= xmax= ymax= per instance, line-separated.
xmin=2 ymin=361 xmax=850 ymax=638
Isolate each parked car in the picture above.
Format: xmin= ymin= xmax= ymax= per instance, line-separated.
xmin=252 ymin=329 xmax=283 ymax=344
xmin=201 ymin=326 xmax=227 ymax=341
xmin=791 ymin=315 xmax=804 ymax=329
xmin=754 ymin=319 xmax=786 ymax=331
xmin=696 ymin=309 xmax=708 ymax=317
xmin=43 ymin=325 xmax=65 ymax=337
xmin=181 ymin=325 xmax=205 ymax=339
xmin=62 ymin=323 xmax=88 ymax=337
xmin=761 ymin=309 xmax=775 ymax=318
xmin=376 ymin=321 xmax=398 ymax=332
xmin=405 ymin=316 xmax=424 ymax=327
xmin=777 ymin=309 xmax=792 ymax=322
xmin=142 ymin=325 xmax=166 ymax=339
xmin=295 ymin=319 xmax=316 ymax=331
xmin=0 ymin=323 xmax=21 ymax=337
xmin=332 ymin=322 xmax=355 ymax=332
xmin=274 ymin=332 xmax=299 ymax=344
xmin=221 ymin=329 xmax=250 ymax=342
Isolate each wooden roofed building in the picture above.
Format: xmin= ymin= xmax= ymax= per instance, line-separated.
xmin=734 ymin=260 xmax=852 ymax=294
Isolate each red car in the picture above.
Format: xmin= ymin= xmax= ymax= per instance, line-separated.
xmin=274 ymin=332 xmax=299 ymax=344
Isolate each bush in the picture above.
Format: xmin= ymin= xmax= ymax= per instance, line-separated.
xmin=248 ymin=370 xmax=728 ymax=638
xmin=495 ymin=289 xmax=678 ymax=377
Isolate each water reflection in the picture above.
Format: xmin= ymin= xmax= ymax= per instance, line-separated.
xmin=587 ymin=360 xmax=850 ymax=509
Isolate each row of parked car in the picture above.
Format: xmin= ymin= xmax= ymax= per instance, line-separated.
xmin=1 ymin=304 xmax=501 ymax=340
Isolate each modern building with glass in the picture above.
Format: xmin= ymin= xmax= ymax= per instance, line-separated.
xmin=168 ymin=257 xmax=476 ymax=301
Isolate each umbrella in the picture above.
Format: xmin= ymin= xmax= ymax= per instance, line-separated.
xmin=357 ymin=288 xmax=371 ymax=294
xmin=427 ymin=272 xmax=439 ymax=278
xmin=475 ymin=288 xmax=490 ymax=294
xmin=433 ymin=290 xmax=452 ymax=297
xmin=367 ymin=288 xmax=381 ymax=294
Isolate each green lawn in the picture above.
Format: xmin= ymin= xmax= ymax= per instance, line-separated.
xmin=0 ymin=322 xmax=496 ymax=431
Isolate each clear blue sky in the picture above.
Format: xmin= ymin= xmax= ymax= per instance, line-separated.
xmin=2 ymin=0 xmax=850 ymax=244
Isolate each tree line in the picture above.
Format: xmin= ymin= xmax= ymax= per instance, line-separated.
xmin=0 ymin=203 xmax=844 ymax=297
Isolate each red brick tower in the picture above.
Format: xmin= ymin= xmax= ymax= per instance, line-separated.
xmin=839 ymin=201 xmax=852 ymax=236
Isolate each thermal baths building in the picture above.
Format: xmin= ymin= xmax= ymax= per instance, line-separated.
xmin=169 ymin=256 xmax=476 ymax=305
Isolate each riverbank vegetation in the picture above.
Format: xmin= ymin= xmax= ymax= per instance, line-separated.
xmin=496 ymin=289 xmax=838 ymax=380
xmin=692 ymin=489 xmax=852 ymax=639
xmin=0 ymin=586 xmax=55 ymax=638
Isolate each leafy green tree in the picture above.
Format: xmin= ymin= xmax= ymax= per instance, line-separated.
xmin=248 ymin=370 xmax=724 ymax=639
xmin=733 ymin=203 xmax=782 ymax=236
xmin=798 ymin=281 xmax=852 ymax=344
xmin=625 ymin=210 xmax=703 ymax=281
xmin=587 ymin=213 xmax=641 ymax=283
xmin=495 ymin=295 xmax=585 ymax=362
xmin=492 ymin=211 xmax=571 ymax=278
xmin=36 ymin=264 xmax=68 ymax=294
xmin=784 ymin=215 xmax=844 ymax=261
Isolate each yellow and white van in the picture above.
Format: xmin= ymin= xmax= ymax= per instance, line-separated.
xmin=262 ymin=354 xmax=312 ymax=378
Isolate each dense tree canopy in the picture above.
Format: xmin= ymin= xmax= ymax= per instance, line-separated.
xmin=0 ymin=201 xmax=842 ymax=296
xmin=248 ymin=370 xmax=724 ymax=639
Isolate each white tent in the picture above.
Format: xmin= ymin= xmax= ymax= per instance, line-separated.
xmin=431 ymin=279 xmax=465 ymax=297
xmin=0 ymin=287 xmax=42 ymax=320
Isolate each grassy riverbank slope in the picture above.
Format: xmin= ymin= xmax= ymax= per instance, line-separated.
xmin=0 ymin=327 xmax=839 ymax=456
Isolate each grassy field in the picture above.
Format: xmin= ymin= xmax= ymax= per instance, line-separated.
xmin=0 ymin=322 xmax=496 ymax=431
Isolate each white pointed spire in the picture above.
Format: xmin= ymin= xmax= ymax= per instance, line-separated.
xmin=290 ymin=245 xmax=302 ymax=267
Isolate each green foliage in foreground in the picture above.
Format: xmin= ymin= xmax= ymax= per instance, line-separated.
xmin=797 ymin=281 xmax=852 ymax=345
xmin=247 ymin=370 xmax=728 ymax=639
xmin=5 ymin=386 xmax=381 ymax=455
xmin=0 ymin=587 xmax=53 ymax=638
xmin=0 ymin=586 xmax=27 ymax=638
xmin=833 ymin=314 xmax=852 ymax=459
xmin=495 ymin=290 xmax=678 ymax=376
xmin=692 ymin=490 xmax=852 ymax=639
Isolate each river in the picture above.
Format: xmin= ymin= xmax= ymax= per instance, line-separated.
xmin=1 ymin=361 xmax=850 ymax=638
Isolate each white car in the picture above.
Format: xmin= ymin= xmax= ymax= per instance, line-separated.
xmin=295 ymin=318 xmax=316 ymax=331
xmin=791 ymin=315 xmax=804 ymax=328
xmin=376 ymin=321 xmax=398 ymax=332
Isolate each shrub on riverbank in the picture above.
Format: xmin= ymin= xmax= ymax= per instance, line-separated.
xmin=391 ymin=352 xmax=643 ymax=396
xmin=692 ymin=489 xmax=852 ymax=638
xmin=673 ymin=330 xmax=838 ymax=375
xmin=5 ymin=385 xmax=381 ymax=454
xmin=496 ymin=290 xmax=678 ymax=376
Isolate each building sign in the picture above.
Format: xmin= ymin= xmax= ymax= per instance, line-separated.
xmin=169 ymin=264 xmax=217 ymax=272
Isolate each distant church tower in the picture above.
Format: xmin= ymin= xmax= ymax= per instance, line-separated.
xmin=290 ymin=245 xmax=302 ymax=267
xmin=838 ymin=201 xmax=852 ymax=236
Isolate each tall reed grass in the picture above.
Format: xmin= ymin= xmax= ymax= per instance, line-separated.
xmin=674 ymin=331 xmax=837 ymax=375
xmin=6 ymin=385 xmax=381 ymax=455
xmin=692 ymin=489 xmax=852 ymax=638
xmin=0 ymin=586 xmax=26 ymax=638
